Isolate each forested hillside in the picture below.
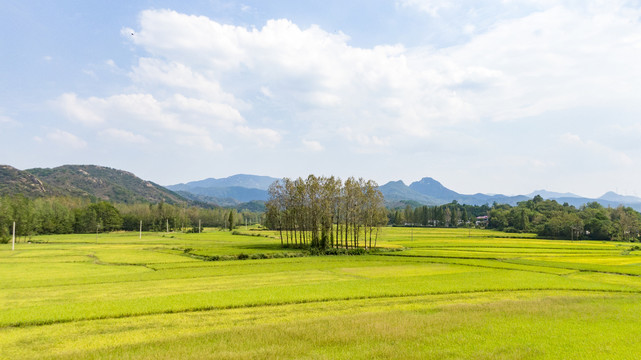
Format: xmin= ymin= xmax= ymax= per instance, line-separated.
xmin=25 ymin=165 xmax=185 ymax=204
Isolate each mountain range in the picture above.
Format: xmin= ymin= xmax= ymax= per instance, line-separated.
xmin=378 ymin=177 xmax=641 ymax=211
xmin=168 ymin=174 xmax=641 ymax=211
xmin=381 ymin=177 xmax=532 ymax=207
xmin=166 ymin=175 xmax=278 ymax=206
xmin=2 ymin=164 xmax=641 ymax=211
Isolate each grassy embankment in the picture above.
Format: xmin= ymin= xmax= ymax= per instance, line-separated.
xmin=1 ymin=227 xmax=641 ymax=359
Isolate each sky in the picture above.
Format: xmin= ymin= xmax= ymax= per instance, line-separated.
xmin=2 ymin=0 xmax=641 ymax=198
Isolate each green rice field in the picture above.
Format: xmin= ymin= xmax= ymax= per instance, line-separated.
xmin=2 ymin=227 xmax=641 ymax=359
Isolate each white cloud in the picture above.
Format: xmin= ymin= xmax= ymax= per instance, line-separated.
xmin=560 ymin=133 xmax=633 ymax=166
xmin=236 ymin=126 xmax=281 ymax=147
xmin=446 ymin=4 xmax=641 ymax=121
xmin=121 ymin=5 xmax=641 ymax=145
xmin=0 ymin=114 xmax=19 ymax=126
xmin=396 ymin=0 xmax=454 ymax=16
xmin=130 ymin=58 xmax=240 ymax=104
xmin=100 ymin=128 xmax=149 ymax=144
xmin=168 ymin=94 xmax=244 ymax=126
xmin=302 ymin=139 xmax=324 ymax=152
xmin=82 ymin=69 xmax=97 ymax=79
xmin=123 ymin=10 xmax=468 ymax=139
xmin=338 ymin=127 xmax=391 ymax=151
xmin=176 ymin=134 xmax=223 ymax=151
xmin=46 ymin=4 xmax=641 ymax=192
xmin=46 ymin=129 xmax=87 ymax=149
xmin=260 ymin=86 xmax=273 ymax=98
xmin=560 ymin=133 xmax=582 ymax=144
xmin=57 ymin=93 xmax=104 ymax=125
xmin=55 ymin=92 xmax=226 ymax=150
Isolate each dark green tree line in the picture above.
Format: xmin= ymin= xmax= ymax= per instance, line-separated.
xmin=388 ymin=202 xmax=486 ymax=227
xmin=0 ymin=195 xmax=262 ymax=242
xmin=387 ymin=196 xmax=641 ymax=242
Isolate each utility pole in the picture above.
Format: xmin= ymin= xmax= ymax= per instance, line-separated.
xmin=166 ymin=219 xmax=169 ymax=233
xmin=12 ymin=221 xmax=15 ymax=251
xmin=199 ymin=219 xmax=201 ymax=233
xmin=139 ymin=220 xmax=142 ymax=239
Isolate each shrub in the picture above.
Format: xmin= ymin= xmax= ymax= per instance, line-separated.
xmin=347 ymin=248 xmax=367 ymax=255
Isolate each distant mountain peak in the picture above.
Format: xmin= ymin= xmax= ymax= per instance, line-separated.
xmin=168 ymin=174 xmax=279 ymax=191
xmin=527 ymin=189 xmax=581 ymax=199
xmin=409 ymin=177 xmax=458 ymax=198
xmin=599 ymin=191 xmax=641 ymax=204
xmin=387 ymin=180 xmax=407 ymax=186
xmin=417 ymin=176 xmax=438 ymax=182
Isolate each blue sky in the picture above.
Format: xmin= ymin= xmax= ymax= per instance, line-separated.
xmin=2 ymin=0 xmax=641 ymax=198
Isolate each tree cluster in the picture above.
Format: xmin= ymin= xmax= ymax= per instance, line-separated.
xmin=488 ymin=196 xmax=641 ymax=241
xmin=388 ymin=202 xmax=488 ymax=227
xmin=0 ymin=195 xmax=261 ymax=242
xmin=116 ymin=202 xmax=249 ymax=232
xmin=265 ymin=175 xmax=387 ymax=249
xmin=0 ymin=195 xmax=122 ymax=240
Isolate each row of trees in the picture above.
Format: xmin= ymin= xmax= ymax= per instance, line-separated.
xmin=115 ymin=202 xmax=254 ymax=232
xmin=488 ymin=195 xmax=641 ymax=241
xmin=265 ymin=175 xmax=387 ymax=249
xmin=390 ymin=195 xmax=641 ymax=241
xmin=0 ymin=195 xmax=260 ymax=242
xmin=389 ymin=202 xmax=489 ymax=227
xmin=0 ymin=196 xmax=122 ymax=240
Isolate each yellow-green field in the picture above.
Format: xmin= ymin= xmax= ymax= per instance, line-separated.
xmin=2 ymin=228 xmax=641 ymax=359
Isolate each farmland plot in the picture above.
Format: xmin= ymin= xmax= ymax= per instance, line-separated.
xmin=1 ymin=228 xmax=641 ymax=359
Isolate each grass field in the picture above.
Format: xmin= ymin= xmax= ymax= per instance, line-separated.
xmin=2 ymin=227 xmax=641 ymax=359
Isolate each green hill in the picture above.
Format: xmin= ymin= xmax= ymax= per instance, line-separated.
xmin=1 ymin=164 xmax=185 ymax=204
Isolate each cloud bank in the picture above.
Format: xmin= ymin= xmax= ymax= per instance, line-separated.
xmin=47 ymin=1 xmax=641 ymax=195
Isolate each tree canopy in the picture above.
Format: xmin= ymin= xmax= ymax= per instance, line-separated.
xmin=265 ymin=175 xmax=387 ymax=249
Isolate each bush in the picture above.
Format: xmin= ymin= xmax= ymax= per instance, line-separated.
xmin=306 ymin=247 xmax=368 ymax=256
xmin=347 ymin=248 xmax=367 ymax=255
xmin=237 ymin=253 xmax=249 ymax=260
